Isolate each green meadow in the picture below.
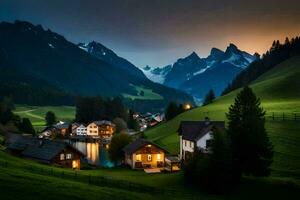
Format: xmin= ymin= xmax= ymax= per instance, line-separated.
xmin=145 ymin=56 xmax=300 ymax=183
xmin=14 ymin=105 xmax=75 ymax=131
xmin=2 ymin=56 xmax=300 ymax=199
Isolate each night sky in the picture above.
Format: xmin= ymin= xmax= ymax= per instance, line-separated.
xmin=1 ymin=0 xmax=299 ymax=67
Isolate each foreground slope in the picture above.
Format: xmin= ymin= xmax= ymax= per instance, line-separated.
xmin=0 ymin=150 xmax=299 ymax=200
xmin=145 ymin=56 xmax=300 ymax=181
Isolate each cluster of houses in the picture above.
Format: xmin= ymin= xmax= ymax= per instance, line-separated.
xmin=40 ymin=120 xmax=116 ymax=139
xmin=133 ymin=112 xmax=164 ymax=131
xmin=6 ymin=117 xmax=225 ymax=173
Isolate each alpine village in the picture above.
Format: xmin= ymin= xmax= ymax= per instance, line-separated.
xmin=0 ymin=1 xmax=300 ymax=200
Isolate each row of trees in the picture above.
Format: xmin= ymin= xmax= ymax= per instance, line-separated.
xmin=184 ymin=87 xmax=273 ymax=193
xmin=0 ymin=96 xmax=35 ymax=136
xmin=165 ymin=102 xmax=189 ymax=121
xmin=75 ymin=96 xmax=128 ymax=123
xmin=223 ymin=36 xmax=300 ymax=95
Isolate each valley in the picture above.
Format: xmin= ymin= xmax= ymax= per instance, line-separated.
xmin=0 ymin=3 xmax=299 ymax=199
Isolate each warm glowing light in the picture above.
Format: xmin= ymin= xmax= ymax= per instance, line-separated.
xmin=157 ymin=154 xmax=161 ymax=161
xmin=72 ymin=160 xmax=77 ymax=169
xmin=184 ymin=104 xmax=191 ymax=110
xmin=136 ymin=154 xmax=141 ymax=161
xmin=147 ymin=144 xmax=152 ymax=147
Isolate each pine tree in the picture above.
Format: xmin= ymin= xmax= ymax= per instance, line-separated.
xmin=165 ymin=102 xmax=180 ymax=121
xmin=203 ymin=89 xmax=215 ymax=106
xmin=226 ymin=86 xmax=273 ymax=179
xmin=45 ymin=111 xmax=56 ymax=126
xmin=19 ymin=118 xmax=35 ymax=136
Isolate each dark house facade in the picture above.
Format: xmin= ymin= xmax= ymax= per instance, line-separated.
xmin=178 ymin=119 xmax=225 ymax=160
xmin=6 ymin=134 xmax=83 ymax=169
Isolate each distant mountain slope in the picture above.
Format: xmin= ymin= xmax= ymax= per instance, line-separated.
xmin=78 ymin=41 xmax=146 ymax=79
xmin=143 ymin=44 xmax=257 ymax=102
xmin=0 ymin=21 xmax=194 ymax=111
xmin=145 ymin=55 xmax=300 ymax=152
xmin=222 ymin=37 xmax=300 ymax=95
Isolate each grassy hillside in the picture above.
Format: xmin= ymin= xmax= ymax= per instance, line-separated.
xmin=0 ymin=150 xmax=299 ymax=200
xmin=145 ymin=56 xmax=300 ymax=182
xmin=14 ymin=105 xmax=75 ymax=131
xmin=123 ymin=85 xmax=164 ymax=100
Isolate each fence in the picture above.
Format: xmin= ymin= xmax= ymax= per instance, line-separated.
xmin=265 ymin=112 xmax=300 ymax=121
xmin=0 ymin=160 xmax=162 ymax=194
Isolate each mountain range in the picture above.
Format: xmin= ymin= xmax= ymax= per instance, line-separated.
xmin=142 ymin=44 xmax=259 ymax=102
xmin=0 ymin=21 xmax=194 ymax=112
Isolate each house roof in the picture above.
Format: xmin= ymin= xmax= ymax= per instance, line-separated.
xmin=90 ymin=120 xmax=115 ymax=126
xmin=53 ymin=123 xmax=70 ymax=129
xmin=6 ymin=134 xmax=84 ymax=162
xmin=178 ymin=121 xmax=225 ymax=141
xmin=123 ymin=138 xmax=167 ymax=154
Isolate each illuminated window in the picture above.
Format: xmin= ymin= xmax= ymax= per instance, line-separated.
xmin=147 ymin=154 xmax=152 ymax=161
xmin=147 ymin=144 xmax=152 ymax=147
xmin=136 ymin=154 xmax=141 ymax=161
xmin=66 ymin=154 xmax=72 ymax=159
xmin=157 ymin=154 xmax=161 ymax=161
xmin=60 ymin=153 xmax=65 ymax=160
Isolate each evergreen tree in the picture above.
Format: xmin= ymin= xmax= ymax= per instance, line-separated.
xmin=226 ymin=86 xmax=273 ymax=179
xmin=108 ymin=133 xmax=132 ymax=164
xmin=203 ymin=89 xmax=215 ymax=106
xmin=113 ymin=117 xmax=127 ymax=134
xmin=127 ymin=109 xmax=139 ymax=131
xmin=184 ymin=128 xmax=234 ymax=193
xmin=19 ymin=118 xmax=35 ymax=136
xmin=45 ymin=111 xmax=56 ymax=126
xmin=165 ymin=102 xmax=180 ymax=121
xmin=0 ymin=96 xmax=15 ymax=125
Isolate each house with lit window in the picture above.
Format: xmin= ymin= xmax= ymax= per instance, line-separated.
xmin=76 ymin=124 xmax=87 ymax=136
xmin=123 ymin=138 xmax=167 ymax=170
xmin=6 ymin=134 xmax=84 ymax=169
xmin=71 ymin=123 xmax=80 ymax=136
xmin=40 ymin=122 xmax=71 ymax=138
xmin=178 ymin=118 xmax=225 ymax=161
xmin=87 ymin=121 xmax=115 ymax=138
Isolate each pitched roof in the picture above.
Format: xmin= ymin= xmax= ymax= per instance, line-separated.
xmin=6 ymin=134 xmax=84 ymax=162
xmin=178 ymin=121 xmax=225 ymax=141
xmin=91 ymin=120 xmax=115 ymax=126
xmin=123 ymin=138 xmax=167 ymax=154
xmin=53 ymin=123 xmax=70 ymax=129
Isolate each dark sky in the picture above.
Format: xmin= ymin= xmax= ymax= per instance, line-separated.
xmin=1 ymin=0 xmax=300 ymax=67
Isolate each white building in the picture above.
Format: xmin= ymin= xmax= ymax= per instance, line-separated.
xmin=76 ymin=124 xmax=87 ymax=136
xmin=178 ymin=119 xmax=225 ymax=160
xmin=87 ymin=122 xmax=99 ymax=136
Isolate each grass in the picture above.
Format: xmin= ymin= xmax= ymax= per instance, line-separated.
xmin=122 ymin=85 xmax=164 ymax=100
xmin=2 ymin=56 xmax=300 ymax=199
xmin=145 ymin=56 xmax=300 ymax=183
xmin=0 ymin=150 xmax=299 ymax=200
xmin=14 ymin=105 xmax=75 ymax=131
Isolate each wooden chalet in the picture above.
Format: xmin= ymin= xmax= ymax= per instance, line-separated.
xmin=87 ymin=120 xmax=115 ymax=138
xmin=123 ymin=138 xmax=167 ymax=169
xmin=6 ymin=134 xmax=84 ymax=169
xmin=40 ymin=122 xmax=71 ymax=138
